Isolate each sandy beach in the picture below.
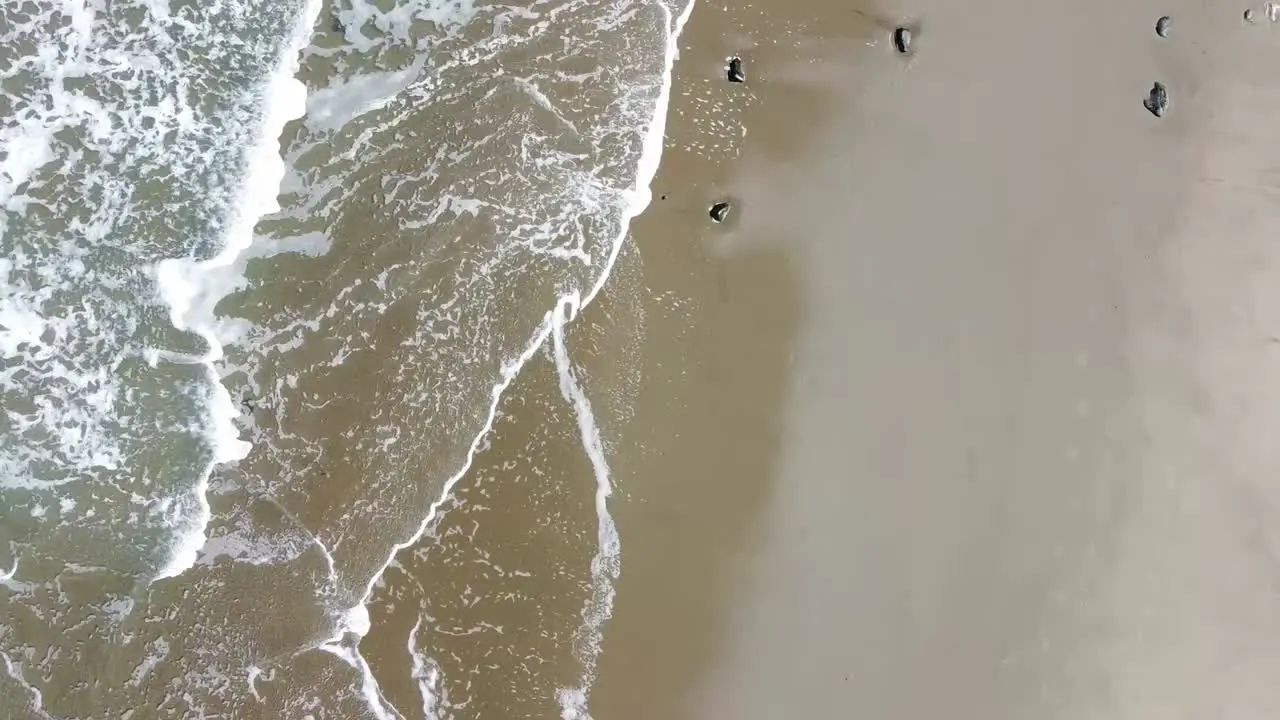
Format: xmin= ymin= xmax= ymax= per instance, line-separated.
xmin=575 ymin=0 xmax=1280 ymax=718
xmin=8 ymin=0 xmax=1280 ymax=715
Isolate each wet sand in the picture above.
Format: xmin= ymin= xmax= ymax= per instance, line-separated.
xmin=585 ymin=0 xmax=1280 ymax=718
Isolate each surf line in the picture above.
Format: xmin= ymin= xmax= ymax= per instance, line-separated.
xmin=150 ymin=0 xmax=324 ymax=581
xmin=319 ymin=0 xmax=698 ymax=716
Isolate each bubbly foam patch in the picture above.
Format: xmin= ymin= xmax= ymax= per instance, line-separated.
xmin=151 ymin=0 xmax=322 ymax=581
xmin=333 ymin=0 xmax=479 ymax=52
xmin=305 ymin=65 xmax=425 ymax=133
xmin=0 ymin=0 xmax=307 ymax=580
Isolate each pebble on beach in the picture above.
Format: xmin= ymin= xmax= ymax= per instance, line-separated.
xmin=727 ymin=57 xmax=746 ymax=83
xmin=1245 ymin=8 xmax=1256 ymax=22
xmin=710 ymin=202 xmax=731 ymax=223
xmin=1144 ymin=82 xmax=1169 ymax=117
xmin=1156 ymin=15 xmax=1172 ymax=37
xmin=892 ymin=26 xmax=912 ymax=54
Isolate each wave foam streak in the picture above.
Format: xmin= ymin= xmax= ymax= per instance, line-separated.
xmin=552 ymin=295 xmax=620 ymax=720
xmin=150 ymin=0 xmax=323 ymax=581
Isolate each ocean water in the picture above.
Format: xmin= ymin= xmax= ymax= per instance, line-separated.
xmin=0 ymin=0 xmax=692 ymax=715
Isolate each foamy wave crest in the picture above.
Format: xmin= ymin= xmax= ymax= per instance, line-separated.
xmin=150 ymin=0 xmax=323 ymax=581
xmin=0 ymin=0 xmax=311 ymax=597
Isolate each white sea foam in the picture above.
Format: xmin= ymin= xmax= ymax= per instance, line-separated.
xmin=151 ymin=0 xmax=324 ymax=581
xmin=315 ymin=602 xmax=408 ymax=719
xmin=551 ymin=294 xmax=620 ymax=720
xmin=319 ymin=634 xmax=406 ymax=720
xmin=1 ymin=650 xmax=50 ymax=719
xmin=0 ymin=128 xmax=53 ymax=218
xmin=334 ymin=0 xmax=479 ymax=52
xmin=244 ymin=230 xmax=334 ymax=259
xmin=128 ymin=637 xmax=169 ymax=687
xmin=407 ymin=617 xmax=441 ymax=719
xmin=1 ymin=0 xmax=317 ymax=574
xmin=246 ymin=664 xmax=266 ymax=701
xmin=305 ymin=64 xmax=425 ymax=133
xmin=0 ymin=261 xmax=46 ymax=357
xmin=0 ymin=0 xmax=132 ymax=490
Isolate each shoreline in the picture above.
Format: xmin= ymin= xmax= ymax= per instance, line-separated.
xmin=588 ymin=0 xmax=1280 ymax=718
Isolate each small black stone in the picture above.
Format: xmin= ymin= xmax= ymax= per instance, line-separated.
xmin=660 ymin=194 xmax=668 ymax=200
xmin=892 ymin=26 xmax=912 ymax=54
xmin=331 ymin=15 xmax=345 ymax=33
xmin=709 ymin=202 xmax=731 ymax=223
xmin=1144 ymin=82 xmax=1169 ymax=117
xmin=727 ymin=57 xmax=745 ymax=83
xmin=1156 ymin=15 xmax=1172 ymax=37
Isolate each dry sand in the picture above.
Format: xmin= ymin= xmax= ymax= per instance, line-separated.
xmin=580 ymin=0 xmax=1280 ymax=718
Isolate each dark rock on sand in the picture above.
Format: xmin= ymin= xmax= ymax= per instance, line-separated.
xmin=892 ymin=26 xmax=912 ymax=54
xmin=331 ymin=15 xmax=345 ymax=33
xmin=727 ymin=57 xmax=746 ymax=83
xmin=1144 ymin=82 xmax=1169 ymax=117
xmin=710 ymin=202 xmax=731 ymax=223
xmin=1156 ymin=15 xmax=1172 ymax=37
